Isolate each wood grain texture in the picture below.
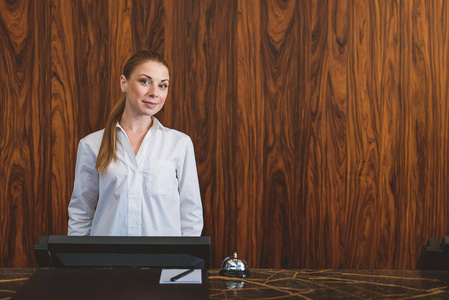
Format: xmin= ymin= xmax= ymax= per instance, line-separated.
xmin=348 ymin=0 xmax=400 ymax=269
xmin=306 ymin=0 xmax=347 ymax=269
xmin=51 ymin=0 xmax=110 ymax=237
xmin=108 ymin=0 xmax=134 ymax=111
xmin=163 ymin=0 xmax=238 ymax=268
xmin=1 ymin=0 xmax=449 ymax=269
xmin=0 ymin=0 xmax=50 ymax=267
xmin=131 ymin=0 xmax=165 ymax=53
xmin=403 ymin=0 xmax=449 ymax=268
xmin=348 ymin=0 xmax=449 ymax=269
xmin=237 ymin=0 xmax=308 ymax=269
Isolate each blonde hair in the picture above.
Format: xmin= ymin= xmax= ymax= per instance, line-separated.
xmin=95 ymin=50 xmax=170 ymax=173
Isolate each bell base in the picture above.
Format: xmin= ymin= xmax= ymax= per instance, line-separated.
xmin=219 ymin=269 xmax=251 ymax=278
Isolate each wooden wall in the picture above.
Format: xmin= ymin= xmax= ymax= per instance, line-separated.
xmin=1 ymin=0 xmax=448 ymax=269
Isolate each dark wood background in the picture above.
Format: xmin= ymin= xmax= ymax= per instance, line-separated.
xmin=1 ymin=0 xmax=448 ymax=269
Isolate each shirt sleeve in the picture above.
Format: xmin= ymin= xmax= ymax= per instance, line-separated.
xmin=177 ymin=137 xmax=203 ymax=236
xmin=67 ymin=140 xmax=99 ymax=236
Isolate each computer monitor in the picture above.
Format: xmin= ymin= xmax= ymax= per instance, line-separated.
xmin=34 ymin=236 xmax=211 ymax=269
xmin=416 ymin=236 xmax=449 ymax=270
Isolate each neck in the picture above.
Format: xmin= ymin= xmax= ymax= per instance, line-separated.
xmin=119 ymin=110 xmax=153 ymax=133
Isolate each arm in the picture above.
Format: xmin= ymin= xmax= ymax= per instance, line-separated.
xmin=177 ymin=137 xmax=203 ymax=236
xmin=67 ymin=140 xmax=99 ymax=236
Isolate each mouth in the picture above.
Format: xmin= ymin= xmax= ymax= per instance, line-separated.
xmin=142 ymin=100 xmax=158 ymax=109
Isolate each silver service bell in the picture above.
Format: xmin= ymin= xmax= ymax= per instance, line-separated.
xmin=219 ymin=252 xmax=251 ymax=278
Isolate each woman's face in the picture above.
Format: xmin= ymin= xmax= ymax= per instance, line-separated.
xmin=120 ymin=60 xmax=170 ymax=118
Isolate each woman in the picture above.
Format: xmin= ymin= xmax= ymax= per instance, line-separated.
xmin=68 ymin=50 xmax=203 ymax=236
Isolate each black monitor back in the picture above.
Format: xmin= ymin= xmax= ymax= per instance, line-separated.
xmin=417 ymin=236 xmax=449 ymax=270
xmin=34 ymin=236 xmax=211 ymax=269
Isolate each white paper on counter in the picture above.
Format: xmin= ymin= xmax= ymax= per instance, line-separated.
xmin=159 ymin=269 xmax=202 ymax=284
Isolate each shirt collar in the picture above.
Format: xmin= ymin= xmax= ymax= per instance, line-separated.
xmin=116 ymin=116 xmax=165 ymax=131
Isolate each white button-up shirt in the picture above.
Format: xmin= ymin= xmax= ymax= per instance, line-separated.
xmin=68 ymin=118 xmax=203 ymax=236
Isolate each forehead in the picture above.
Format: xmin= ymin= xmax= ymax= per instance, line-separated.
xmin=131 ymin=61 xmax=169 ymax=80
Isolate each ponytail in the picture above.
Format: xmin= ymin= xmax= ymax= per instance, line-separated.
xmin=95 ymin=94 xmax=126 ymax=173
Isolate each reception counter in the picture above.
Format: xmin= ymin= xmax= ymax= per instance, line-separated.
xmin=209 ymin=269 xmax=449 ymax=299
xmin=1 ymin=268 xmax=449 ymax=299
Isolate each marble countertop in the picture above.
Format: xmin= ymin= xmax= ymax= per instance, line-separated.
xmin=209 ymin=269 xmax=449 ymax=299
xmin=2 ymin=268 xmax=449 ymax=299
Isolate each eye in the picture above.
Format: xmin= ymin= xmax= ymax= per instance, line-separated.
xmin=159 ymin=84 xmax=168 ymax=89
xmin=139 ymin=79 xmax=151 ymax=85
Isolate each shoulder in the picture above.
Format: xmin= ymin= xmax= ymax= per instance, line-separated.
xmin=162 ymin=127 xmax=191 ymax=142
xmin=154 ymin=119 xmax=192 ymax=144
xmin=78 ymin=129 xmax=105 ymax=155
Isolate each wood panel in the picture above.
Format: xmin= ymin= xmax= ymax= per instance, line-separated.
xmin=348 ymin=0 xmax=398 ymax=269
xmin=1 ymin=0 xmax=449 ymax=269
xmin=423 ymin=0 xmax=449 ymax=237
xmin=51 ymin=0 xmax=111 ymax=236
xmin=131 ymin=0 xmax=165 ymax=53
xmin=163 ymin=0 xmax=238 ymax=268
xmin=237 ymin=0 xmax=308 ymax=268
xmin=236 ymin=0 xmax=347 ymax=269
xmin=403 ymin=0 xmax=449 ymax=267
xmin=0 ymin=0 xmax=50 ymax=267
xmin=108 ymin=0 xmax=134 ymax=110
xmin=305 ymin=0 xmax=347 ymax=269
xmin=348 ymin=0 xmax=449 ymax=269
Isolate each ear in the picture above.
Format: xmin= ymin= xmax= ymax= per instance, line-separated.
xmin=120 ymin=75 xmax=127 ymax=92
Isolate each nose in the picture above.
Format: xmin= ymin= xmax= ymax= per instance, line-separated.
xmin=147 ymin=84 xmax=159 ymax=98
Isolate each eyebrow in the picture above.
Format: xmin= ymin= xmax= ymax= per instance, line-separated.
xmin=138 ymin=74 xmax=169 ymax=82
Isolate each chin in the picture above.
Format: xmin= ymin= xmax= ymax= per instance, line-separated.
xmin=146 ymin=109 xmax=162 ymax=117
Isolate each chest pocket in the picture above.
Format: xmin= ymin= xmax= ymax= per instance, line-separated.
xmin=144 ymin=160 xmax=177 ymax=196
